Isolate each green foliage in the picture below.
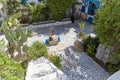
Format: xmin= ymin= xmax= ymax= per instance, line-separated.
xmin=1 ymin=13 xmax=32 ymax=60
xmin=49 ymin=55 xmax=61 ymax=69
xmin=21 ymin=53 xmax=32 ymax=69
xmin=0 ymin=39 xmax=6 ymax=54
xmin=78 ymin=22 xmax=85 ymax=38
xmin=27 ymin=2 xmax=45 ymax=22
xmin=1 ymin=0 xmax=23 ymax=16
xmin=41 ymin=5 xmax=51 ymax=21
xmin=47 ymin=0 xmax=75 ymax=21
xmin=21 ymin=57 xmax=28 ymax=69
xmin=83 ymin=36 xmax=99 ymax=56
xmin=86 ymin=44 xmax=95 ymax=56
xmin=27 ymin=41 xmax=48 ymax=60
xmin=105 ymin=63 xmax=120 ymax=74
xmin=79 ymin=22 xmax=85 ymax=30
xmin=27 ymin=41 xmax=61 ymax=69
xmin=0 ymin=53 xmax=24 ymax=80
xmin=94 ymin=0 xmax=120 ymax=63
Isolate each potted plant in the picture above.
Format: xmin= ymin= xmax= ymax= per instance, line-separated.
xmin=77 ymin=22 xmax=85 ymax=38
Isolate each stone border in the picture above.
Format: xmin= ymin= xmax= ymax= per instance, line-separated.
xmin=22 ymin=18 xmax=70 ymax=27
xmin=24 ymin=21 xmax=71 ymax=29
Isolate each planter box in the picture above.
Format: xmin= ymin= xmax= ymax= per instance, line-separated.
xmin=49 ymin=39 xmax=58 ymax=46
xmin=74 ymin=40 xmax=84 ymax=51
xmin=82 ymin=13 xmax=87 ymax=20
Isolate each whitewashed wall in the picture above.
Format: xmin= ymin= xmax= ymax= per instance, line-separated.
xmin=0 ymin=3 xmax=6 ymax=22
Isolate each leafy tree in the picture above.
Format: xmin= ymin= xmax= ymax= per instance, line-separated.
xmin=94 ymin=0 xmax=120 ymax=63
xmin=47 ymin=0 xmax=75 ymax=21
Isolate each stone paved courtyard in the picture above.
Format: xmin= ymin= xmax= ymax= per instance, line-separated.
xmin=26 ymin=21 xmax=110 ymax=80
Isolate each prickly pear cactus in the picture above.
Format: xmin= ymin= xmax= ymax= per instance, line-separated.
xmin=0 ymin=39 xmax=6 ymax=54
xmin=1 ymin=13 xmax=32 ymax=61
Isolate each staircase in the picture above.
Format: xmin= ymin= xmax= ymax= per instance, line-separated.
xmin=25 ymin=57 xmax=69 ymax=80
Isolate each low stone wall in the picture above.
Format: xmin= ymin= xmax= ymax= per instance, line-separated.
xmin=95 ymin=44 xmax=120 ymax=64
xmin=24 ymin=21 xmax=71 ymax=29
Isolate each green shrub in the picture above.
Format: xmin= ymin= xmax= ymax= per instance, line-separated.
xmin=83 ymin=36 xmax=99 ymax=56
xmin=94 ymin=0 xmax=120 ymax=63
xmin=105 ymin=63 xmax=120 ymax=74
xmin=49 ymin=55 xmax=61 ymax=69
xmin=21 ymin=53 xmax=32 ymax=69
xmin=27 ymin=41 xmax=48 ymax=60
xmin=21 ymin=57 xmax=29 ymax=69
xmin=26 ymin=41 xmax=61 ymax=69
xmin=27 ymin=2 xmax=45 ymax=22
xmin=0 ymin=53 xmax=24 ymax=80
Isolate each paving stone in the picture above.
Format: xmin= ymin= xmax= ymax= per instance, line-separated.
xmin=20 ymin=21 xmax=110 ymax=80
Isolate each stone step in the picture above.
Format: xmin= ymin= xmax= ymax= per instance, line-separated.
xmin=26 ymin=72 xmax=58 ymax=80
xmin=25 ymin=57 xmax=68 ymax=80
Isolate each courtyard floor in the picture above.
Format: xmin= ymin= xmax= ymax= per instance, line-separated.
xmin=26 ymin=20 xmax=110 ymax=80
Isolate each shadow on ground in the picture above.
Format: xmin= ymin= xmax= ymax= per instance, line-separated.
xmin=33 ymin=21 xmax=93 ymax=37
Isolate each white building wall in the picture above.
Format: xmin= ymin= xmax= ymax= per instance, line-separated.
xmin=0 ymin=3 xmax=6 ymax=22
xmin=76 ymin=0 xmax=82 ymax=3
